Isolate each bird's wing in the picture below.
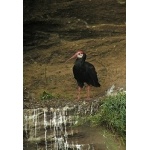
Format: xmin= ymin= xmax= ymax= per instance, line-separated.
xmin=85 ymin=62 xmax=100 ymax=86
xmin=73 ymin=65 xmax=79 ymax=80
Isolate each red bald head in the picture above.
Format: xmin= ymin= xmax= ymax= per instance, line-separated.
xmin=65 ymin=50 xmax=85 ymax=62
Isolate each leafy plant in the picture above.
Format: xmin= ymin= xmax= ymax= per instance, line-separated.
xmin=77 ymin=92 xmax=126 ymax=138
xmin=40 ymin=91 xmax=54 ymax=100
xmin=99 ymin=92 xmax=126 ymax=137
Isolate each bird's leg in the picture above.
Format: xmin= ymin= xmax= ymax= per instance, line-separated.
xmin=87 ymin=85 xmax=91 ymax=100
xmin=77 ymin=86 xmax=81 ymax=100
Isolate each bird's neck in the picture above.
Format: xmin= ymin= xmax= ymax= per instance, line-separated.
xmin=75 ymin=58 xmax=85 ymax=67
xmin=75 ymin=53 xmax=86 ymax=67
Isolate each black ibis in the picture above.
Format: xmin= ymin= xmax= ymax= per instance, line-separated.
xmin=66 ymin=50 xmax=101 ymax=100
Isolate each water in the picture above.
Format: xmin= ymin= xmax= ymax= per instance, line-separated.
xmin=23 ymin=105 xmax=125 ymax=150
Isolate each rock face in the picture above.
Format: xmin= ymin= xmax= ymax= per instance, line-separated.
xmin=23 ymin=100 xmax=126 ymax=150
xmin=23 ymin=102 xmax=99 ymax=149
xmin=24 ymin=0 xmax=125 ymax=24
xmin=23 ymin=0 xmax=126 ymax=103
xmin=24 ymin=0 xmax=125 ymax=50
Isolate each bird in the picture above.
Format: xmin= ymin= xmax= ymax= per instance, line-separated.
xmin=66 ymin=50 xmax=100 ymax=100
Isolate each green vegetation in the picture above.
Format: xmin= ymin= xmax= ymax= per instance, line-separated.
xmin=40 ymin=91 xmax=54 ymax=100
xmin=78 ymin=92 xmax=126 ymax=139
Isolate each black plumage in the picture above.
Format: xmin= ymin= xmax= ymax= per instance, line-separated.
xmin=66 ymin=50 xmax=100 ymax=100
xmin=73 ymin=53 xmax=100 ymax=88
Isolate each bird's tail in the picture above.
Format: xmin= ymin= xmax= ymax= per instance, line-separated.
xmin=90 ymin=71 xmax=101 ymax=87
xmin=95 ymin=82 xmax=101 ymax=87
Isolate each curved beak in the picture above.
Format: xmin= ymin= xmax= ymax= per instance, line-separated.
xmin=65 ymin=52 xmax=77 ymax=63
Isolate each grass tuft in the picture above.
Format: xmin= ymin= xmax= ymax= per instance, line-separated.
xmin=77 ymin=92 xmax=126 ymax=139
xmin=40 ymin=91 xmax=54 ymax=100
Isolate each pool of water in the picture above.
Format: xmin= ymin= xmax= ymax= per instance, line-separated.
xmin=23 ymin=106 xmax=125 ymax=150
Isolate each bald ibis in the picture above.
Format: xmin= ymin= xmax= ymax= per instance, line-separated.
xmin=66 ymin=50 xmax=100 ymax=100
